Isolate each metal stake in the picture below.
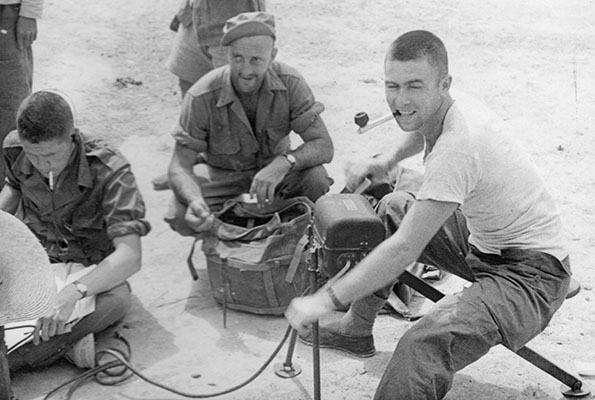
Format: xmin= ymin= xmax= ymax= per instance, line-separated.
xmin=275 ymin=224 xmax=322 ymax=400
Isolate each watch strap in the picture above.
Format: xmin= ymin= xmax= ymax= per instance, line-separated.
xmin=72 ymin=280 xmax=88 ymax=298
xmin=282 ymin=153 xmax=296 ymax=170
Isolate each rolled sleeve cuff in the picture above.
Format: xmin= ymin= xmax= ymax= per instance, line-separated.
xmin=290 ymin=101 xmax=325 ymax=133
xmin=108 ymin=219 xmax=151 ymax=239
xmin=19 ymin=2 xmax=43 ymax=19
xmin=172 ymin=129 xmax=206 ymax=152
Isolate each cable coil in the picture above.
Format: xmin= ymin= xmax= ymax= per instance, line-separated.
xmin=44 ymin=325 xmax=293 ymax=399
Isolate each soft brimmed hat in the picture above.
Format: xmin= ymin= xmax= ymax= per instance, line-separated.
xmin=0 ymin=210 xmax=56 ymax=326
xmin=220 ymin=11 xmax=276 ymax=46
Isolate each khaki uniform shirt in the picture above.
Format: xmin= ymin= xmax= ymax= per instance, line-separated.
xmin=177 ymin=61 xmax=326 ymax=172
xmin=3 ymin=130 xmax=151 ymax=266
xmin=0 ymin=0 xmax=43 ymax=19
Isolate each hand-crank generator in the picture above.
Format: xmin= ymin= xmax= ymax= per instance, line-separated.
xmin=277 ymin=192 xmax=591 ymax=400
xmin=311 ymin=193 xmax=386 ymax=281
xmin=274 ymin=193 xmax=386 ymax=389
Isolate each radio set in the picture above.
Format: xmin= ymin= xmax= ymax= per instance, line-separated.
xmin=311 ymin=193 xmax=385 ymax=281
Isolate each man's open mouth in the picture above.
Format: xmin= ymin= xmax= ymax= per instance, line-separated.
xmin=394 ymin=109 xmax=416 ymax=117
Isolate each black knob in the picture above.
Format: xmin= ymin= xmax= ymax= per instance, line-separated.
xmin=354 ymin=112 xmax=369 ymax=128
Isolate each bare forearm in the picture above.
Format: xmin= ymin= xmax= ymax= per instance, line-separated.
xmin=292 ymin=117 xmax=334 ymax=170
xmin=75 ymin=235 xmax=141 ymax=296
xmin=290 ymin=136 xmax=333 ymax=170
xmin=168 ymin=144 xmax=205 ymax=206
xmin=169 ymin=165 xmax=205 ymax=206
xmin=326 ymin=199 xmax=459 ymax=306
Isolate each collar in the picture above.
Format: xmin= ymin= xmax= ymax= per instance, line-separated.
xmin=73 ymin=130 xmax=94 ymax=188
xmin=14 ymin=129 xmax=93 ymax=188
xmin=216 ymin=63 xmax=287 ymax=108
xmin=422 ymin=98 xmax=456 ymax=154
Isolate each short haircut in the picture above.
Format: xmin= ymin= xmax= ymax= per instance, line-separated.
xmin=387 ymin=30 xmax=448 ymax=77
xmin=17 ymin=91 xmax=74 ymax=144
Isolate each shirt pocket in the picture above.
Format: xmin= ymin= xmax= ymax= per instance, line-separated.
xmin=71 ymin=202 xmax=104 ymax=237
xmin=264 ymin=124 xmax=290 ymax=155
xmin=208 ymin=125 xmax=241 ymax=155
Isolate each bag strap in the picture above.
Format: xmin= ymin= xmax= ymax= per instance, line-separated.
xmin=285 ymin=234 xmax=309 ymax=283
xmin=214 ymin=195 xmax=313 ymax=221
xmin=263 ymin=270 xmax=280 ymax=309
xmin=186 ymin=237 xmax=200 ymax=281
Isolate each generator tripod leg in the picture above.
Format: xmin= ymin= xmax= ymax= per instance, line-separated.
xmin=311 ymin=321 xmax=321 ymax=400
xmin=275 ymin=224 xmax=322 ymax=399
xmin=274 ymin=274 xmax=322 ymax=399
xmin=398 ymin=270 xmax=590 ymax=398
xmin=308 ymin=237 xmax=322 ymax=400
xmin=275 ymin=328 xmax=302 ymax=378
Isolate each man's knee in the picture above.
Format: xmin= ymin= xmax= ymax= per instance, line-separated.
xmin=376 ymin=190 xmax=415 ymax=233
xmin=83 ymin=282 xmax=133 ymax=334
xmin=295 ymin=165 xmax=332 ymax=202
xmin=95 ymin=282 xmax=132 ymax=319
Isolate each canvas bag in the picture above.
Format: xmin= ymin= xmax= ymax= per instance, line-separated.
xmin=191 ymin=196 xmax=314 ymax=315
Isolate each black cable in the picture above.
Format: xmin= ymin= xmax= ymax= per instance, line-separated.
xmin=5 ymin=324 xmax=37 ymax=353
xmin=45 ymin=324 xmax=294 ymax=400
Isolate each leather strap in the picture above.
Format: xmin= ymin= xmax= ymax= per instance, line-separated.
xmin=285 ymin=234 xmax=308 ymax=283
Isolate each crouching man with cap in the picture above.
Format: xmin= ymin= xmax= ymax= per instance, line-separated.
xmin=0 ymin=90 xmax=150 ymax=370
xmin=165 ymin=11 xmax=334 ymax=235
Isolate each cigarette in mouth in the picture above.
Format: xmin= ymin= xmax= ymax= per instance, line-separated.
xmin=49 ymin=171 xmax=54 ymax=191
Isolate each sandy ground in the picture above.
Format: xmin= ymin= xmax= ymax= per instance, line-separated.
xmin=9 ymin=0 xmax=595 ymax=399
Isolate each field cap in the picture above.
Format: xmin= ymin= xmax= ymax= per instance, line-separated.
xmin=0 ymin=210 xmax=56 ymax=326
xmin=221 ymin=12 xmax=276 ymax=46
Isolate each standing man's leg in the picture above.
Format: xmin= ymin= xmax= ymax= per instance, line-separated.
xmin=155 ymin=23 xmax=222 ymax=191
xmin=166 ymin=22 xmax=213 ymax=99
xmin=0 ymin=4 xmax=33 ymax=188
xmin=201 ymin=44 xmax=227 ymax=70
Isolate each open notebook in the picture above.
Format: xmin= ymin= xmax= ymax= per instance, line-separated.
xmin=5 ymin=264 xmax=96 ymax=353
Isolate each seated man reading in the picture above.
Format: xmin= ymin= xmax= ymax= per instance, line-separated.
xmin=0 ymin=90 xmax=151 ymax=370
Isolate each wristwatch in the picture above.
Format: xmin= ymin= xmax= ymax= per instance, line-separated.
xmin=72 ymin=280 xmax=88 ymax=299
xmin=282 ymin=153 xmax=297 ymax=170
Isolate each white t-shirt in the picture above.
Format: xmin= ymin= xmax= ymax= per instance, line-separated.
xmin=416 ymin=97 xmax=567 ymax=262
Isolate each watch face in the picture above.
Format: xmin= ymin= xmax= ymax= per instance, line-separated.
xmin=286 ymin=154 xmax=296 ymax=166
xmin=75 ymin=282 xmax=88 ymax=297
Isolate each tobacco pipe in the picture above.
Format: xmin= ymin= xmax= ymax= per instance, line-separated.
xmin=354 ymin=111 xmax=394 ymax=134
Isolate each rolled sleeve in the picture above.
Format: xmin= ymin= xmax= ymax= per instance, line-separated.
xmin=19 ymin=0 xmax=43 ymax=19
xmin=176 ymin=93 xmax=208 ymax=151
xmin=3 ymin=154 xmax=21 ymax=191
xmin=102 ymin=166 xmax=151 ymax=239
xmin=286 ymin=74 xmax=326 ymax=134
xmin=290 ymin=101 xmax=325 ymax=134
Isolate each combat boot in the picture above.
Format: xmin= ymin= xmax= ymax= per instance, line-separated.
xmin=299 ymin=291 xmax=388 ymax=358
